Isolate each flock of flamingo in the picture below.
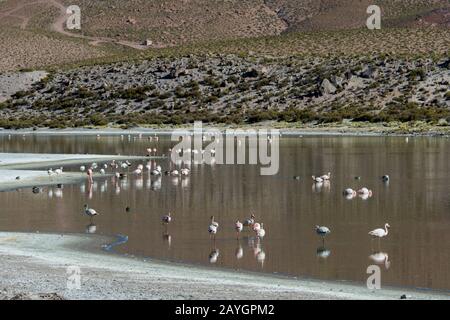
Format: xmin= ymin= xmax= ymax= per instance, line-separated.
xmin=34 ymin=133 xmax=394 ymax=268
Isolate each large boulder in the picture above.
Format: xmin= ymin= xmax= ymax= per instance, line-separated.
xmin=320 ymin=79 xmax=337 ymax=95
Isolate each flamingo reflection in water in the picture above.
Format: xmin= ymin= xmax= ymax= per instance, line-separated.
xmin=369 ymin=252 xmax=391 ymax=269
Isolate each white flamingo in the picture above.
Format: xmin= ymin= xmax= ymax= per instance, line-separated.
xmin=316 ymin=225 xmax=331 ymax=244
xmin=209 ymin=249 xmax=219 ymax=263
xmin=80 ymin=165 xmax=86 ymax=172
xmin=256 ymin=223 xmax=265 ymax=239
xmin=358 ymin=187 xmax=373 ymax=196
xmin=369 ymin=252 xmax=391 ymax=269
xmin=54 ymin=167 xmax=63 ymax=175
xmin=235 ymin=220 xmax=243 ymax=239
xmin=320 ymin=172 xmax=331 ymax=180
xmin=369 ymin=223 xmax=390 ymax=239
xmin=208 ymin=216 xmax=219 ymax=239
xmin=83 ymin=204 xmax=98 ymax=221
xmin=312 ymin=176 xmax=324 ymax=183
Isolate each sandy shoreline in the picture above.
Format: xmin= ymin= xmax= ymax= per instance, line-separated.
xmin=0 ymin=152 xmax=158 ymax=190
xmin=0 ymin=232 xmax=448 ymax=300
xmin=1 ymin=124 xmax=450 ymax=137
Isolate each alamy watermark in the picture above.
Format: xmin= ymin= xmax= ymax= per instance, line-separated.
xmin=66 ymin=5 xmax=81 ymax=30
xmin=171 ymin=122 xmax=279 ymax=175
xmin=366 ymin=5 xmax=381 ymax=30
xmin=366 ymin=265 xmax=381 ymax=290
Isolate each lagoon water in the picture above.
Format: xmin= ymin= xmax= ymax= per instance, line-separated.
xmin=0 ymin=133 xmax=449 ymax=292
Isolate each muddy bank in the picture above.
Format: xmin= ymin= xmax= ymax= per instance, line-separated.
xmin=0 ymin=152 xmax=157 ymax=190
xmin=1 ymin=123 xmax=450 ymax=137
xmin=0 ymin=232 xmax=448 ymax=300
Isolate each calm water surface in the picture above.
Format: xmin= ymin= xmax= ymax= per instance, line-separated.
xmin=0 ymin=134 xmax=449 ymax=291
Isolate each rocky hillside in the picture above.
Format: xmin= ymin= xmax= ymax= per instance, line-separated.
xmin=1 ymin=53 xmax=448 ymax=129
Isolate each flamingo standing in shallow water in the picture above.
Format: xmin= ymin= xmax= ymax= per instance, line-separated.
xmin=312 ymin=176 xmax=324 ymax=183
xmin=369 ymin=223 xmax=390 ymax=239
xmin=320 ymin=172 xmax=331 ymax=180
xmin=256 ymin=223 xmax=265 ymax=239
xmin=252 ymin=221 xmax=261 ymax=232
xmin=235 ymin=220 xmax=243 ymax=239
xmin=162 ymin=212 xmax=172 ymax=224
xmin=243 ymin=213 xmax=255 ymax=228
xmin=87 ymin=168 xmax=94 ymax=184
xmin=316 ymin=225 xmax=331 ymax=244
xmin=358 ymin=187 xmax=373 ymax=197
xmin=208 ymin=216 xmax=219 ymax=240
xmin=83 ymin=204 xmax=98 ymax=222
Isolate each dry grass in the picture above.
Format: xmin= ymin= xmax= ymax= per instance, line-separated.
xmin=0 ymin=27 xmax=106 ymax=72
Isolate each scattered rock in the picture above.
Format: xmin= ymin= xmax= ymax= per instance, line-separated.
xmin=320 ymin=79 xmax=336 ymax=95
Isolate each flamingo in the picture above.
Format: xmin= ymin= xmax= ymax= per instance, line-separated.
xmin=369 ymin=223 xmax=390 ymax=239
xmin=369 ymin=252 xmax=391 ymax=269
xmin=256 ymin=223 xmax=265 ymax=239
xmin=87 ymin=168 xmax=94 ymax=184
xmin=312 ymin=176 xmax=324 ymax=183
xmin=47 ymin=168 xmax=54 ymax=177
xmin=235 ymin=220 xmax=243 ymax=239
xmin=100 ymin=168 xmax=106 ymax=175
xmin=133 ymin=168 xmax=143 ymax=175
xmin=316 ymin=225 xmax=331 ymax=244
xmin=343 ymin=188 xmax=357 ymax=199
xmin=320 ymin=172 xmax=331 ymax=180
xmin=83 ymin=204 xmax=98 ymax=221
xmin=162 ymin=212 xmax=172 ymax=224
xmin=151 ymin=167 xmax=161 ymax=176
xmin=54 ymin=167 xmax=63 ymax=175
xmin=110 ymin=160 xmax=118 ymax=169
xmin=208 ymin=216 xmax=219 ymax=239
xmin=209 ymin=249 xmax=220 ymax=263
xmin=243 ymin=213 xmax=255 ymax=227
xmin=253 ymin=222 xmax=261 ymax=232
xmin=358 ymin=187 xmax=373 ymax=197
xmin=180 ymin=168 xmax=190 ymax=176
xmin=80 ymin=165 xmax=86 ymax=172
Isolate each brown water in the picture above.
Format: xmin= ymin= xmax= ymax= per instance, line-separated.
xmin=0 ymin=134 xmax=449 ymax=292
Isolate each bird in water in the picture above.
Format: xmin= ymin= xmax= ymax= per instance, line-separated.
xmin=312 ymin=176 xmax=324 ymax=183
xmin=208 ymin=216 xmax=219 ymax=240
xmin=243 ymin=213 xmax=255 ymax=228
xmin=369 ymin=223 xmax=390 ymax=240
xmin=162 ymin=212 xmax=172 ymax=224
xmin=320 ymin=172 xmax=331 ymax=180
xmin=235 ymin=220 xmax=243 ymax=239
xmin=382 ymin=175 xmax=390 ymax=182
xmin=32 ymin=186 xmax=42 ymax=194
xmin=256 ymin=223 xmax=265 ymax=239
xmin=316 ymin=225 xmax=331 ymax=244
xmin=83 ymin=204 xmax=98 ymax=221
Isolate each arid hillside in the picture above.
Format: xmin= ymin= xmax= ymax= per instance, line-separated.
xmin=0 ymin=0 xmax=448 ymax=72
